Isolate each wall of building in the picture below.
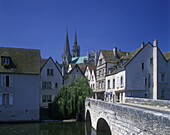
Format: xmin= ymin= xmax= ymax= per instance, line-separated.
xmin=126 ymin=44 xmax=153 ymax=98
xmin=0 ymin=74 xmax=40 ymax=121
xmin=64 ymin=66 xmax=84 ymax=85
xmin=157 ymin=50 xmax=169 ymax=99
xmin=40 ymin=58 xmax=63 ymax=108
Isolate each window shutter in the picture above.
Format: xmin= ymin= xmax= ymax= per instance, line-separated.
xmin=158 ymin=73 xmax=161 ymax=83
xmin=1 ymin=76 xmax=4 ymax=87
xmin=0 ymin=93 xmax=2 ymax=105
xmin=1 ymin=75 xmax=6 ymax=87
xmin=9 ymin=93 xmax=13 ymax=105
xmin=52 ymin=82 xmax=55 ymax=89
xmin=9 ymin=76 xmax=13 ymax=87
xmin=52 ymin=95 xmax=55 ymax=101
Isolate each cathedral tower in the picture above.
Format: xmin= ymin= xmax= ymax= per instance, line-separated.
xmin=72 ymin=30 xmax=80 ymax=57
xmin=62 ymin=29 xmax=72 ymax=64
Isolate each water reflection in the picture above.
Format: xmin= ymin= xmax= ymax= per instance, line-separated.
xmin=0 ymin=121 xmax=106 ymax=135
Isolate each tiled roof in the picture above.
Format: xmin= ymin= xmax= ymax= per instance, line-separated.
xmin=0 ymin=47 xmax=41 ymax=74
xmin=87 ymin=65 xmax=96 ymax=74
xmin=101 ymin=49 xmax=129 ymax=63
xmin=69 ymin=63 xmax=87 ymax=74
xmin=41 ymin=58 xmax=48 ymax=69
xmin=163 ymin=51 xmax=170 ymax=61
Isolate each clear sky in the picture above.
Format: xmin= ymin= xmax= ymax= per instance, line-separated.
xmin=0 ymin=0 xmax=169 ymax=63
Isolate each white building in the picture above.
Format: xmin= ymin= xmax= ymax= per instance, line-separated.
xmin=95 ymin=48 xmax=129 ymax=100
xmin=64 ymin=64 xmax=85 ymax=85
xmin=0 ymin=47 xmax=40 ymax=121
xmin=105 ymin=40 xmax=170 ymax=103
xmin=40 ymin=57 xmax=63 ymax=108
xmin=84 ymin=65 xmax=96 ymax=98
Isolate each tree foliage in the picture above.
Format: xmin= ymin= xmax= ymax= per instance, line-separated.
xmin=53 ymin=77 xmax=93 ymax=119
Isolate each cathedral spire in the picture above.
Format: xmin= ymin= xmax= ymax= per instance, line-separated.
xmin=64 ymin=28 xmax=70 ymax=53
xmin=62 ymin=28 xmax=72 ymax=64
xmin=74 ymin=29 xmax=77 ymax=45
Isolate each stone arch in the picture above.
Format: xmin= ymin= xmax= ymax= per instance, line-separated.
xmin=97 ymin=118 xmax=111 ymax=135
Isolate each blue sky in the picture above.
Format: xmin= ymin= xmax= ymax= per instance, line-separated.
xmin=0 ymin=0 xmax=169 ymax=63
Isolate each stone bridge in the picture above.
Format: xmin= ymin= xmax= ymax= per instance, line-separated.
xmin=85 ymin=98 xmax=170 ymax=135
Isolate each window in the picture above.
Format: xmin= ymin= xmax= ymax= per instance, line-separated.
xmin=145 ymin=92 xmax=148 ymax=98
xmin=93 ymin=84 xmax=94 ymax=89
xmin=1 ymin=75 xmax=13 ymax=87
xmin=150 ymin=58 xmax=153 ymax=64
xmin=55 ymin=83 xmax=58 ymax=88
xmin=120 ymin=76 xmax=123 ymax=87
xmin=108 ymin=80 xmax=110 ymax=89
xmin=2 ymin=94 xmax=9 ymax=105
xmin=142 ymin=63 xmax=144 ymax=70
xmin=103 ymin=69 xmax=104 ymax=76
xmin=145 ymin=78 xmax=147 ymax=87
xmin=47 ymin=69 xmax=53 ymax=76
xmin=161 ymin=73 xmax=165 ymax=82
xmin=99 ymin=81 xmax=101 ymax=88
xmin=161 ymin=90 xmax=165 ymax=99
xmin=100 ymin=59 xmax=102 ymax=65
xmin=1 ymin=57 xmax=10 ymax=66
xmin=99 ymin=70 xmax=101 ymax=77
xmin=42 ymin=82 xmax=52 ymax=89
xmin=92 ymin=76 xmax=94 ymax=81
xmin=42 ymin=95 xmax=52 ymax=102
xmin=102 ymin=81 xmax=104 ymax=88
xmin=0 ymin=93 xmax=13 ymax=105
xmin=47 ymin=82 xmax=51 ymax=89
xmin=113 ymin=79 xmax=115 ymax=89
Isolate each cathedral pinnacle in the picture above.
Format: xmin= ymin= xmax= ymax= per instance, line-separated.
xmin=74 ymin=29 xmax=77 ymax=45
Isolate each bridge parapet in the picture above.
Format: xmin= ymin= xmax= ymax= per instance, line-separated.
xmin=126 ymin=97 xmax=170 ymax=109
xmin=85 ymin=98 xmax=170 ymax=135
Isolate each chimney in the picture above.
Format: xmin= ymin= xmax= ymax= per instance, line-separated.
xmin=153 ymin=39 xmax=158 ymax=47
xmin=113 ymin=47 xmax=117 ymax=57
xmin=141 ymin=41 xmax=144 ymax=48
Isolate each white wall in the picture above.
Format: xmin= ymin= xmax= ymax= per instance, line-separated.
xmin=64 ymin=66 xmax=84 ymax=85
xmin=157 ymin=50 xmax=169 ymax=99
xmin=126 ymin=43 xmax=153 ymax=98
xmin=0 ymin=74 xmax=40 ymax=121
xmin=40 ymin=58 xmax=63 ymax=108
xmin=106 ymin=70 xmax=126 ymax=94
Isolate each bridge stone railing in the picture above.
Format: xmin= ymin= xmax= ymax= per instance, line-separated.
xmin=125 ymin=97 xmax=170 ymax=109
xmin=85 ymin=98 xmax=170 ymax=135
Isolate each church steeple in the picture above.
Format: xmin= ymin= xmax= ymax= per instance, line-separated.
xmin=64 ymin=28 xmax=70 ymax=53
xmin=74 ymin=30 xmax=77 ymax=45
xmin=72 ymin=29 xmax=80 ymax=57
xmin=62 ymin=29 xmax=72 ymax=64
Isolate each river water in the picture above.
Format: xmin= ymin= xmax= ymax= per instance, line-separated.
xmin=0 ymin=122 xmax=106 ymax=135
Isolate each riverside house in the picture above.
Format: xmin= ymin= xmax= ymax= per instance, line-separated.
xmin=40 ymin=57 xmax=63 ymax=108
xmin=0 ymin=47 xmax=40 ymax=122
xmin=105 ymin=40 xmax=170 ymax=103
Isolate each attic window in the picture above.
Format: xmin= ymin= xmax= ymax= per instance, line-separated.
xmin=1 ymin=57 xmax=11 ymax=66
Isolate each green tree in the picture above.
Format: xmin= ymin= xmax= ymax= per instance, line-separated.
xmin=53 ymin=77 xmax=93 ymax=120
